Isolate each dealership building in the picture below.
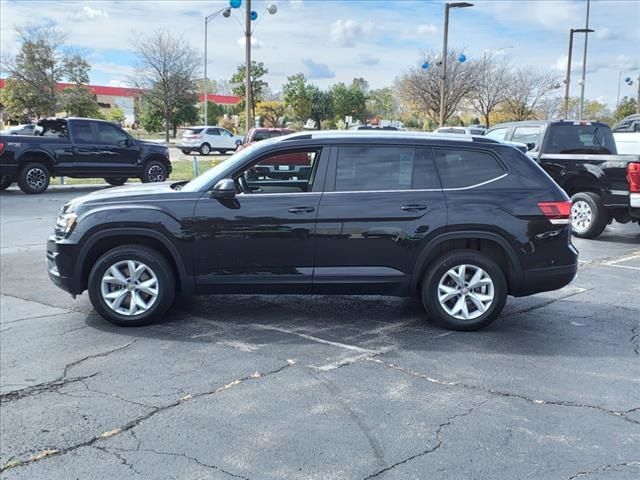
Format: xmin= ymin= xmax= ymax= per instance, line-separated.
xmin=0 ymin=79 xmax=242 ymax=125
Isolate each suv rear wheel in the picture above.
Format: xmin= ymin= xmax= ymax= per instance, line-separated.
xmin=570 ymin=192 xmax=609 ymax=239
xmin=421 ymin=250 xmax=507 ymax=331
xmin=18 ymin=162 xmax=50 ymax=194
xmin=88 ymin=245 xmax=175 ymax=326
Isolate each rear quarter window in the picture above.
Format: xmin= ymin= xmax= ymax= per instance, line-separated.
xmin=433 ymin=148 xmax=505 ymax=189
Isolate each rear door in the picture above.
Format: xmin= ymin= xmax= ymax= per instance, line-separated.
xmin=74 ymin=121 xmax=138 ymax=176
xmin=204 ymin=128 xmax=223 ymax=150
xmin=313 ymin=144 xmax=446 ymax=295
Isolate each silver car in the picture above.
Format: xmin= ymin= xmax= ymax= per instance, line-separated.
xmin=179 ymin=126 xmax=243 ymax=155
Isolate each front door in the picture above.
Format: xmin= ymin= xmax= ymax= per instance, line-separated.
xmin=192 ymin=146 xmax=327 ymax=294
xmin=314 ymin=145 xmax=447 ymax=295
xmin=72 ymin=121 xmax=138 ymax=176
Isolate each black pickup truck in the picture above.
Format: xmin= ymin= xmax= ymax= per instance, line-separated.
xmin=0 ymin=118 xmax=172 ymax=194
xmin=485 ymin=120 xmax=640 ymax=238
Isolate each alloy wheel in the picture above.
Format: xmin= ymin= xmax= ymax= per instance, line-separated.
xmin=26 ymin=168 xmax=47 ymax=190
xmin=437 ymin=264 xmax=495 ymax=321
xmin=147 ymin=165 xmax=166 ymax=182
xmin=571 ymin=200 xmax=592 ymax=233
xmin=100 ymin=260 xmax=159 ymax=316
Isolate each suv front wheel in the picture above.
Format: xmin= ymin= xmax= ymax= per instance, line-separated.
xmin=88 ymin=245 xmax=176 ymax=326
xmin=421 ymin=250 xmax=507 ymax=331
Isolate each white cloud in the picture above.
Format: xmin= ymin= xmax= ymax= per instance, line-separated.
xmin=613 ymin=54 xmax=640 ymax=72
xmin=302 ymin=58 xmax=335 ymax=79
xmin=358 ymin=54 xmax=380 ymax=66
xmin=594 ymin=27 xmax=618 ymax=41
xmin=81 ymin=6 xmax=109 ymax=19
xmin=416 ymin=24 xmax=437 ymax=36
xmin=329 ymin=19 xmax=376 ymax=47
xmin=237 ymin=36 xmax=262 ymax=50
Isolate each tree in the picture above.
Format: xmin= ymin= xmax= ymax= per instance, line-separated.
xmin=256 ymin=100 xmax=285 ymax=127
xmin=396 ymin=50 xmax=476 ymax=125
xmin=468 ymin=54 xmax=510 ymax=127
xmin=614 ymin=96 xmax=636 ymax=121
xmin=283 ymin=73 xmax=312 ymax=122
xmin=59 ymin=86 xmax=101 ymax=117
xmin=534 ymin=95 xmax=563 ymax=120
xmin=367 ymin=87 xmax=399 ymax=120
xmin=308 ymin=86 xmax=333 ymax=129
xmin=139 ymin=98 xmax=163 ymax=133
xmin=230 ymin=61 xmax=269 ymax=126
xmin=503 ymin=68 xmax=558 ymax=121
xmin=107 ymin=106 xmax=126 ymax=124
xmin=330 ymin=79 xmax=367 ymax=125
xmin=131 ymin=30 xmax=200 ymax=141
xmin=200 ymin=101 xmax=225 ymax=126
xmin=1 ymin=24 xmax=97 ymax=118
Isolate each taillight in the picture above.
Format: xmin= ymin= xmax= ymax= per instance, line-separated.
xmin=0 ymin=142 xmax=4 ymax=155
xmin=538 ymin=201 xmax=572 ymax=225
xmin=627 ymin=162 xmax=640 ymax=193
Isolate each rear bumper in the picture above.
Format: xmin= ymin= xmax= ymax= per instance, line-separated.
xmin=630 ymin=193 xmax=640 ymax=209
xmin=0 ymin=164 xmax=19 ymax=178
xmin=513 ymin=263 xmax=578 ymax=297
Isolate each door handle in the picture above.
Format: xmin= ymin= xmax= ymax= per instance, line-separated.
xmin=289 ymin=206 xmax=315 ymax=214
xmin=401 ymin=204 xmax=427 ymax=212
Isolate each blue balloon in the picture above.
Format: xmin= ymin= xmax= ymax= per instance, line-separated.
xmin=229 ymin=0 xmax=241 ymax=8
xmin=251 ymin=10 xmax=258 ymax=20
xmin=458 ymin=54 xmax=467 ymax=63
xmin=625 ymin=76 xmax=631 ymax=83
xmin=421 ymin=61 xmax=429 ymax=70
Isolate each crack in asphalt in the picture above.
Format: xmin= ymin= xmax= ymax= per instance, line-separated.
xmin=0 ymin=311 xmax=70 ymax=326
xmin=508 ymin=287 xmax=590 ymax=316
xmin=0 ymin=361 xmax=295 ymax=473
xmin=92 ymin=446 xmax=141 ymax=475
xmin=0 ymin=340 xmax=136 ymax=403
xmin=567 ymin=461 xmax=640 ymax=479
xmin=631 ymin=324 xmax=640 ymax=356
xmin=371 ymin=358 xmax=640 ymax=427
xmin=363 ymin=400 xmax=487 ymax=479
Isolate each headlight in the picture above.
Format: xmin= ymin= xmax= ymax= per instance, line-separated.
xmin=55 ymin=212 xmax=77 ymax=236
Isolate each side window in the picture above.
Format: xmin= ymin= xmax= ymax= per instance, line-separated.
xmin=96 ymin=123 xmax=128 ymax=145
xmin=334 ymin=146 xmax=439 ymax=192
xmin=220 ymin=129 xmax=233 ymax=137
xmin=433 ymin=148 xmax=505 ymax=189
xmin=236 ymin=149 xmax=320 ymax=194
xmin=206 ymin=128 xmax=220 ymax=136
xmin=511 ymin=126 xmax=541 ymax=147
xmin=485 ymin=127 xmax=508 ymax=141
xmin=72 ymin=122 xmax=94 ymax=143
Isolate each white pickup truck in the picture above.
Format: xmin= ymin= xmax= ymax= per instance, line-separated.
xmin=612 ymin=114 xmax=640 ymax=154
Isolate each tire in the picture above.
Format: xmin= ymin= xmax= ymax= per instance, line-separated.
xmin=570 ymin=192 xmax=609 ymax=239
xmin=105 ymin=177 xmax=127 ymax=186
xmin=421 ymin=250 xmax=507 ymax=331
xmin=218 ymin=149 xmax=228 ymax=155
xmin=88 ymin=245 xmax=175 ymax=327
xmin=17 ymin=162 xmax=50 ymax=194
xmin=199 ymin=143 xmax=211 ymax=156
xmin=0 ymin=175 xmax=12 ymax=191
xmin=181 ymin=149 xmax=191 ymax=155
xmin=141 ymin=160 xmax=168 ymax=183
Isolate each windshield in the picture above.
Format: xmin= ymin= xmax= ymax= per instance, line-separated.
xmin=181 ymin=143 xmax=260 ymax=192
xmin=545 ymin=123 xmax=616 ymax=154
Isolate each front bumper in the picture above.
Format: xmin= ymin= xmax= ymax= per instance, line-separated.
xmin=47 ymin=236 xmax=82 ymax=295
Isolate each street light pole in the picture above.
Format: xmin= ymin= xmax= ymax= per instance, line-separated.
xmin=204 ymin=17 xmax=209 ymax=126
xmin=245 ymin=0 xmax=252 ymax=131
xmin=439 ymin=2 xmax=473 ymax=128
xmin=578 ymin=0 xmax=591 ymax=119
xmin=563 ymin=27 xmax=594 ymax=119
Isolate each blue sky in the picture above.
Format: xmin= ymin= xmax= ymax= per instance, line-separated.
xmin=1 ymin=0 xmax=639 ymax=108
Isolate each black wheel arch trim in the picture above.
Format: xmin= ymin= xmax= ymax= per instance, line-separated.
xmin=17 ymin=149 xmax=56 ymax=167
xmin=73 ymin=227 xmax=193 ymax=295
xmin=410 ymin=230 xmax=523 ymax=295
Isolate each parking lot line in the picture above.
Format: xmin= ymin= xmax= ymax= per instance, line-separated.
xmin=603 ymin=252 xmax=640 ymax=271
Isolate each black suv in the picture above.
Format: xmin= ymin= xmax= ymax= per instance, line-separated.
xmin=47 ymin=131 xmax=578 ymax=331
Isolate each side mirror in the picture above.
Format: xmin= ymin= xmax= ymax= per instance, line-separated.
xmin=526 ymin=142 xmax=536 ymax=151
xmin=212 ymin=178 xmax=236 ymax=199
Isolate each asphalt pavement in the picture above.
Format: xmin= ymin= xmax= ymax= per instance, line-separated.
xmin=1 ymin=187 xmax=639 ymax=479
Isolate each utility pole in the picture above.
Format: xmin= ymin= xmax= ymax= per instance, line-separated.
xmin=578 ymin=0 xmax=591 ymax=119
xmin=563 ymin=29 xmax=575 ymax=120
xmin=439 ymin=3 xmax=450 ymax=128
xmin=204 ymin=17 xmax=208 ymax=126
xmin=245 ymin=0 xmax=252 ymax=132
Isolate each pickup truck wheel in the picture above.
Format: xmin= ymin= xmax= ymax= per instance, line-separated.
xmin=18 ymin=163 xmax=50 ymax=194
xmin=105 ymin=177 xmax=127 ymax=186
xmin=199 ymin=143 xmax=211 ymax=156
xmin=141 ymin=161 xmax=168 ymax=183
xmin=88 ymin=245 xmax=175 ymax=327
xmin=0 ymin=175 xmax=12 ymax=191
xmin=421 ymin=250 xmax=507 ymax=331
xmin=570 ymin=192 xmax=609 ymax=239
